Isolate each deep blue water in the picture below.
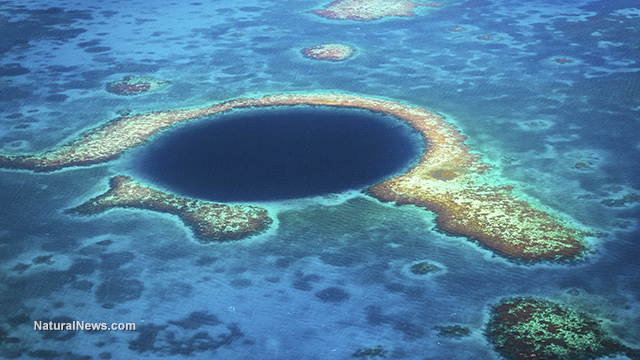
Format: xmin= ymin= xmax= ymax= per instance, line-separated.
xmin=134 ymin=107 xmax=423 ymax=202
xmin=1 ymin=0 xmax=639 ymax=359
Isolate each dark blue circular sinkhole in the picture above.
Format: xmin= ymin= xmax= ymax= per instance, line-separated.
xmin=133 ymin=106 xmax=424 ymax=202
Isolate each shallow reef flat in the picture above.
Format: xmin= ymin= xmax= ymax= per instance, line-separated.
xmin=310 ymin=0 xmax=441 ymax=21
xmin=105 ymin=76 xmax=170 ymax=96
xmin=66 ymin=176 xmax=272 ymax=243
xmin=303 ymin=43 xmax=355 ymax=61
xmin=0 ymin=93 xmax=589 ymax=257
xmin=487 ymin=297 xmax=640 ymax=360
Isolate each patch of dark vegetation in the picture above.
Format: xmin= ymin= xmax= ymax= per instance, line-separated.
xmin=27 ymin=349 xmax=60 ymax=359
xmin=32 ymin=255 xmax=54 ymax=265
xmin=215 ymin=8 xmax=235 ymax=15
xmin=365 ymin=305 xmax=391 ymax=326
xmin=7 ymin=270 xmax=77 ymax=297
xmin=11 ymin=263 xmax=31 ymax=273
xmin=100 ymin=10 xmax=118 ymax=17
xmin=72 ymin=280 xmax=94 ymax=291
xmin=230 ymin=278 xmax=252 ymax=288
xmin=168 ymin=312 xmax=220 ymax=330
xmin=252 ymin=36 xmax=272 ymax=42
xmin=239 ymin=7 xmax=263 ymax=12
xmin=84 ymin=46 xmax=111 ymax=53
xmin=292 ymin=279 xmax=313 ymax=291
xmin=435 ymin=324 xmax=471 ymax=339
xmin=292 ymin=272 xmax=322 ymax=291
xmin=92 ymin=54 xmax=116 ymax=63
xmin=0 ymin=63 xmax=29 ymax=76
xmin=46 ymin=65 xmax=77 ymax=73
xmin=195 ymin=255 xmax=217 ymax=266
xmin=44 ymin=94 xmax=68 ymax=102
xmin=129 ymin=313 xmax=243 ymax=356
xmin=68 ymin=258 xmax=98 ymax=275
xmin=77 ymin=39 xmax=101 ymax=48
xmin=1 ymin=336 xmax=20 ymax=344
xmin=353 ymin=345 xmax=387 ymax=358
xmin=602 ymin=193 xmax=640 ymax=207
xmin=41 ymin=316 xmax=76 ymax=341
xmin=409 ymin=261 xmax=440 ymax=275
xmin=100 ymin=252 xmax=134 ymax=270
xmin=95 ymin=277 xmax=143 ymax=305
xmin=319 ymin=251 xmax=359 ymax=267
xmin=604 ymin=184 xmax=623 ymax=193
xmin=274 ymin=257 xmax=294 ymax=268
xmin=8 ymin=314 xmax=31 ymax=327
xmin=52 ymin=301 xmax=64 ymax=309
xmin=315 ymin=286 xmax=350 ymax=303
xmin=612 ymin=219 xmax=632 ymax=229
xmin=0 ymin=85 xmax=32 ymax=100
xmin=0 ymin=7 xmax=91 ymax=56
xmin=393 ymin=320 xmax=426 ymax=340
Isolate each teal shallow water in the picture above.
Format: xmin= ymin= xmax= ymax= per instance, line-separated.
xmin=1 ymin=0 xmax=639 ymax=359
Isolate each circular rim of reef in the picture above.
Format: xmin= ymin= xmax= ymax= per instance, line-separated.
xmin=0 ymin=92 xmax=591 ymax=259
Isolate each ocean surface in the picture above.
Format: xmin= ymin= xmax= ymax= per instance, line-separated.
xmin=0 ymin=0 xmax=639 ymax=359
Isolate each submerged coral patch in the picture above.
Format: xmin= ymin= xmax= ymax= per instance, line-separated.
xmin=352 ymin=345 xmax=387 ymax=358
xmin=106 ymin=75 xmax=170 ymax=95
xmin=409 ymin=261 xmax=440 ymax=275
xmin=303 ymin=43 xmax=354 ymax=61
xmin=315 ymin=286 xmax=350 ymax=303
xmin=487 ymin=297 xmax=639 ymax=360
xmin=435 ymin=324 xmax=471 ymax=339
xmin=402 ymin=259 xmax=445 ymax=279
xmin=601 ymin=193 xmax=640 ymax=207
xmin=0 ymin=63 xmax=30 ymax=77
xmin=129 ymin=312 xmax=243 ymax=356
xmin=310 ymin=0 xmax=441 ymax=21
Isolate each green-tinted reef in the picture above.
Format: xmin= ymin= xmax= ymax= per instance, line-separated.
xmin=487 ymin=297 xmax=639 ymax=360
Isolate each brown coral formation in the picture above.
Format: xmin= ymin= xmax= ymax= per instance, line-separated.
xmin=0 ymin=93 xmax=589 ymax=259
xmin=303 ymin=43 xmax=354 ymax=61
xmin=487 ymin=297 xmax=640 ymax=360
xmin=67 ymin=176 xmax=271 ymax=243
xmin=310 ymin=0 xmax=441 ymax=21
xmin=106 ymin=76 xmax=170 ymax=95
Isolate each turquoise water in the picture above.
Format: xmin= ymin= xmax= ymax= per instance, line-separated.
xmin=1 ymin=1 xmax=639 ymax=359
